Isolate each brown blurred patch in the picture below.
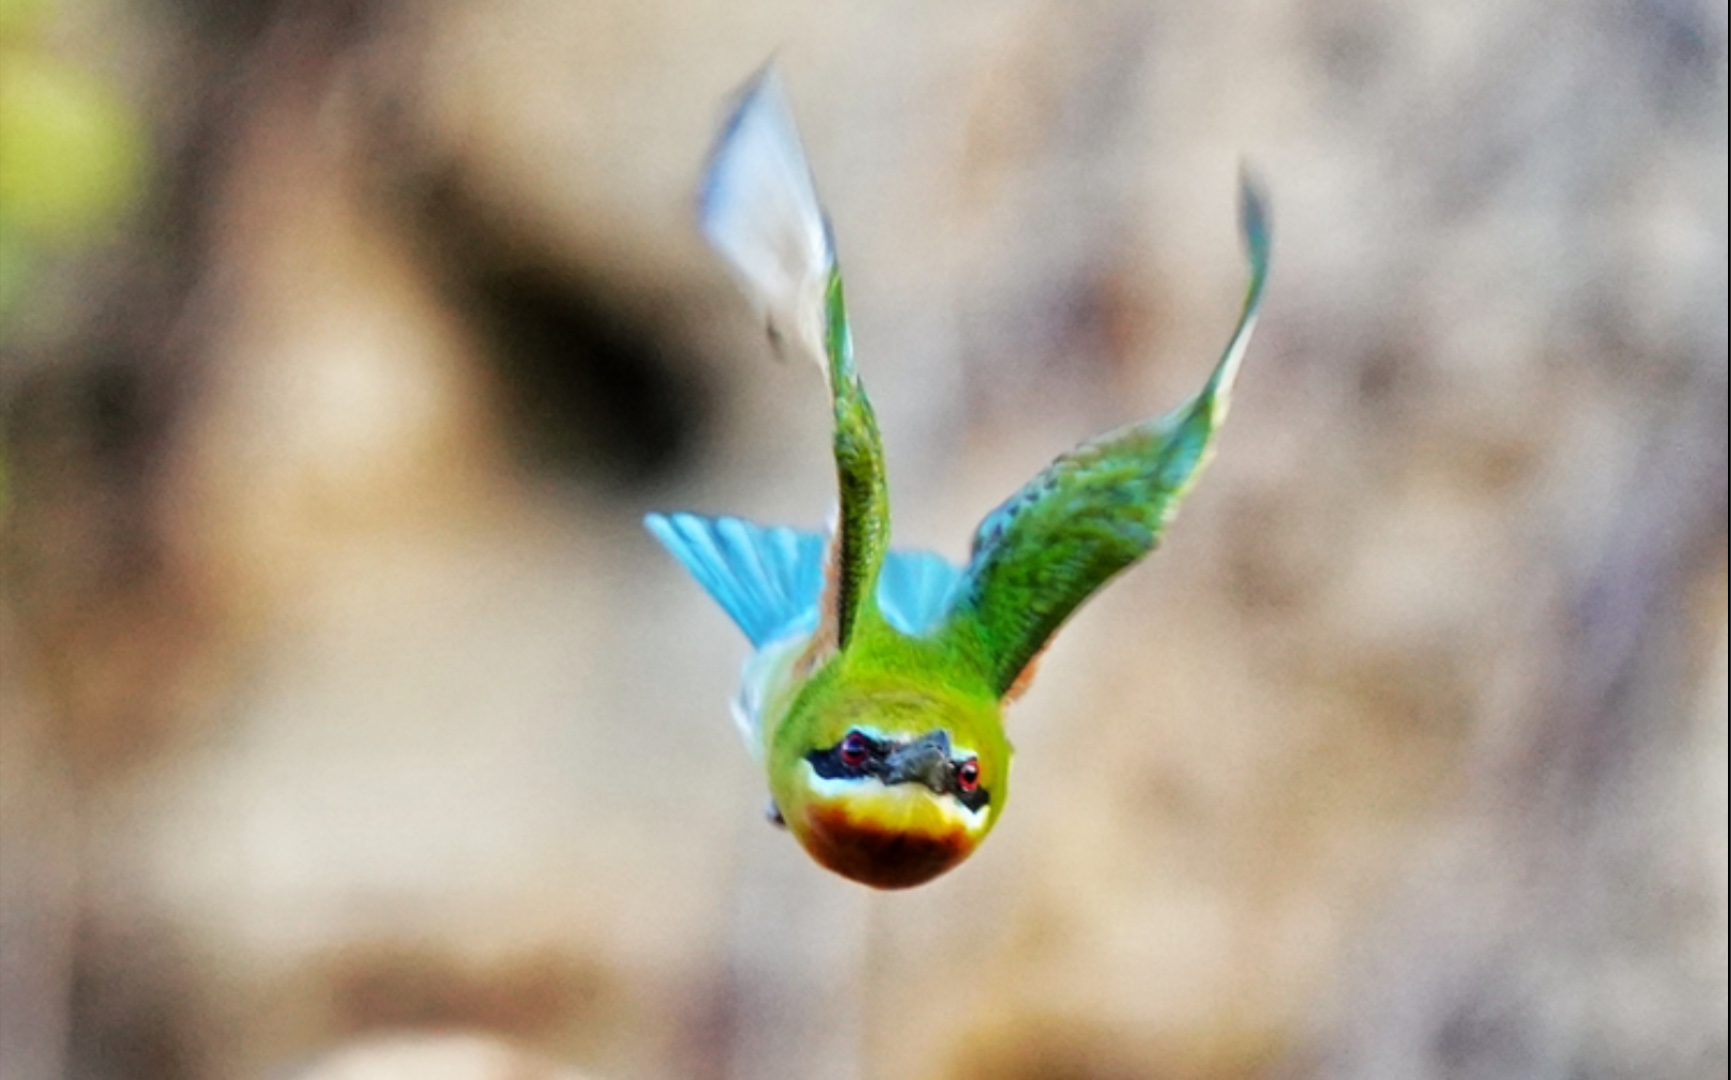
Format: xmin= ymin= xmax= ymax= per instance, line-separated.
xmin=949 ymin=1015 xmax=1283 ymax=1080
xmin=323 ymin=946 xmax=612 ymax=1043
xmin=3 ymin=355 xmax=219 ymax=783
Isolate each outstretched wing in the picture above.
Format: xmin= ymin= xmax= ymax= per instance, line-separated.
xmin=698 ymin=66 xmax=833 ymax=372
xmin=698 ymin=68 xmax=890 ymax=652
xmin=938 ymin=177 xmax=1272 ymax=698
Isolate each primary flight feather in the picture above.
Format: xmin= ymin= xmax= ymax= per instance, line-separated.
xmin=648 ymin=68 xmax=1271 ymax=889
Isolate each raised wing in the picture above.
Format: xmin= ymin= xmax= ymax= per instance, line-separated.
xmin=938 ymin=177 xmax=1272 ymax=697
xmin=698 ymin=67 xmax=833 ymax=371
xmin=698 ymin=68 xmax=890 ymax=651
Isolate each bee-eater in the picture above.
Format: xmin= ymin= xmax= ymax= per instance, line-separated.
xmin=647 ymin=69 xmax=1270 ymax=889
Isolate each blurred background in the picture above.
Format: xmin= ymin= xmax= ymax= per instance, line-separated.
xmin=1 ymin=1 xmax=1725 ymax=1078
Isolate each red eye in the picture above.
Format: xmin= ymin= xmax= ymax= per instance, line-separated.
xmin=956 ymin=758 xmax=981 ymax=793
xmin=839 ymin=731 xmax=872 ymax=768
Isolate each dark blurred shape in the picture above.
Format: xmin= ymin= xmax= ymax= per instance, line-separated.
xmin=63 ymin=924 xmax=196 ymax=1080
xmin=160 ymin=0 xmax=298 ymax=52
xmin=462 ymin=260 xmax=708 ymax=485
xmin=2 ymin=350 xmax=205 ymax=777
xmin=1621 ymin=0 xmax=1725 ymax=108
xmin=370 ymin=96 xmax=713 ymax=487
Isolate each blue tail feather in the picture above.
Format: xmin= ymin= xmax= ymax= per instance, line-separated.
xmin=876 ymin=548 xmax=962 ymax=636
xmin=646 ymin=513 xmax=962 ymax=644
xmin=646 ymin=513 xmax=826 ymax=647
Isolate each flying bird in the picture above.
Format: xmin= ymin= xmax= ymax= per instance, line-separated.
xmin=647 ymin=68 xmax=1270 ymax=889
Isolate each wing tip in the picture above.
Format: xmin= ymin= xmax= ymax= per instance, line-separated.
xmin=1232 ymin=163 xmax=1274 ymax=295
xmin=1236 ymin=165 xmax=1272 ymax=290
xmin=694 ymin=62 xmax=839 ymax=370
xmin=1193 ymin=168 xmax=1272 ymax=413
xmin=695 ymin=64 xmax=786 ymax=228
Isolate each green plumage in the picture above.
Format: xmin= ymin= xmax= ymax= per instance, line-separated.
xmin=940 ymin=178 xmax=1270 ymax=694
xmin=649 ymin=67 xmax=1271 ymax=887
xmin=821 ymin=271 xmax=891 ymax=649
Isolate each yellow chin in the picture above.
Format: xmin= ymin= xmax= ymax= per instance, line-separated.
xmin=788 ymin=769 xmax=993 ymax=889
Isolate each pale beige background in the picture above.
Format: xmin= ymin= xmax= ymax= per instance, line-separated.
xmin=2 ymin=2 xmax=1725 ymax=1079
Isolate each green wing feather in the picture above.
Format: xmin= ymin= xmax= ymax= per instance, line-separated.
xmin=940 ymin=177 xmax=1272 ymax=697
xmin=820 ymin=270 xmax=891 ymax=647
xmin=697 ymin=68 xmax=889 ymax=651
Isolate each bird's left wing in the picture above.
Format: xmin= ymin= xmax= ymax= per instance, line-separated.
xmin=935 ymin=178 xmax=1272 ymax=699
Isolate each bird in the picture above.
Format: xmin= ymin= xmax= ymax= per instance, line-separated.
xmin=646 ymin=67 xmax=1270 ymax=889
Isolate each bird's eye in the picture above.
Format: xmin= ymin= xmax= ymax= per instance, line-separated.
xmin=955 ymin=757 xmax=981 ymax=793
xmin=839 ymin=731 xmax=872 ymax=769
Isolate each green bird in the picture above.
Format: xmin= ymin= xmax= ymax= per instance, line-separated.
xmin=647 ymin=68 xmax=1270 ymax=889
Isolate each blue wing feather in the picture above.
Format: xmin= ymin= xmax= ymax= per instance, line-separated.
xmin=646 ymin=513 xmax=960 ymax=644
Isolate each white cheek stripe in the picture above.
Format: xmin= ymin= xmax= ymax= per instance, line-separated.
xmin=799 ymin=762 xmax=994 ymax=832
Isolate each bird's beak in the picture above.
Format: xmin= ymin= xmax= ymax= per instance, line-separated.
xmin=885 ymin=731 xmax=952 ymax=791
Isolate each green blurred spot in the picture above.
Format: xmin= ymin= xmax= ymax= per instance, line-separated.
xmin=0 ymin=48 xmax=146 ymax=247
xmin=0 ymin=225 xmax=33 ymax=319
xmin=0 ymin=0 xmax=54 ymax=41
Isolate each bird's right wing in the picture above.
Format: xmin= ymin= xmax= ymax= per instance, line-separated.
xmin=698 ymin=68 xmax=891 ymax=656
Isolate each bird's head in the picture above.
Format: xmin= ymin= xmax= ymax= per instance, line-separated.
xmin=768 ymin=679 xmax=1009 ymax=889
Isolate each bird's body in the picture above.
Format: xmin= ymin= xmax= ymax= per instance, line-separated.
xmin=647 ymin=509 xmax=1009 ymax=887
xmin=647 ymin=69 xmax=1270 ymax=889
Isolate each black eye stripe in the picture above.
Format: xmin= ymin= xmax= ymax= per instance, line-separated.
xmin=805 ymin=733 xmax=992 ymax=811
xmin=807 ymin=731 xmax=887 ymax=780
xmin=946 ymin=759 xmax=991 ymax=812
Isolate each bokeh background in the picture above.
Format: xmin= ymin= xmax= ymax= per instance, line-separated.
xmin=2 ymin=1 xmax=1725 ymax=1079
